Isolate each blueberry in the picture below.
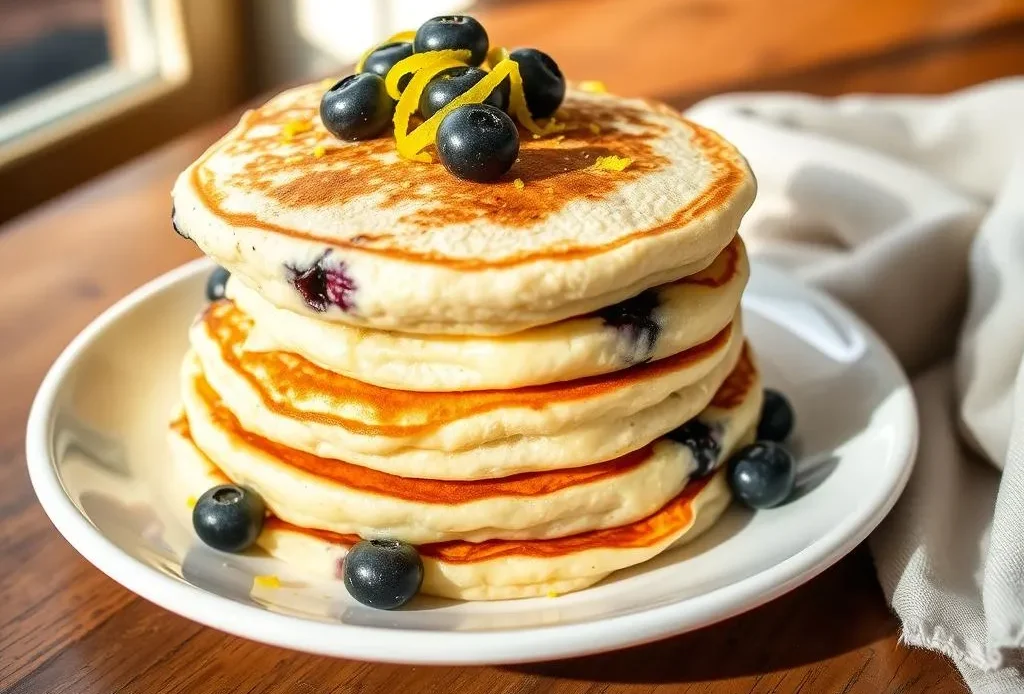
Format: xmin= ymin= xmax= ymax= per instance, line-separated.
xmin=320 ymin=73 xmax=395 ymax=141
xmin=509 ymin=48 xmax=565 ymax=118
xmin=192 ymin=484 xmax=266 ymax=553
xmin=343 ymin=539 xmax=423 ymax=610
xmin=727 ymin=442 xmax=796 ymax=509
xmin=596 ymin=290 xmax=661 ymax=364
xmin=205 ymin=266 xmax=230 ymax=301
xmin=414 ymin=15 xmax=488 ymax=66
xmin=666 ymin=419 xmax=722 ymax=477
xmin=285 ymin=252 xmax=357 ymax=312
xmin=757 ymin=389 xmax=795 ymax=442
xmin=171 ymin=204 xmax=189 ymax=240
xmin=420 ymin=66 xmax=509 ymax=119
xmin=361 ymin=41 xmax=414 ymax=92
xmin=436 ymin=104 xmax=519 ymax=182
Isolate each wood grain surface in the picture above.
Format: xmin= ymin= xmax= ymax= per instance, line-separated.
xmin=5 ymin=0 xmax=1023 ymax=691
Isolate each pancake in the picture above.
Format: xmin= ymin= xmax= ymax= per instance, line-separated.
xmin=170 ymin=421 xmax=740 ymax=600
xmin=178 ymin=349 xmax=760 ymax=542
xmin=177 ymin=345 xmax=759 ymax=544
xmin=195 ymin=344 xmax=743 ymax=480
xmin=229 ymin=236 xmax=748 ymax=391
xmin=172 ymin=84 xmax=755 ymax=335
xmin=190 ymin=301 xmax=745 ymax=478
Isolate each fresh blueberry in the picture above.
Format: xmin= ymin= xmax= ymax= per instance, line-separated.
xmin=206 ymin=266 xmax=230 ymax=301
xmin=192 ymin=484 xmax=266 ymax=553
xmin=757 ymin=389 xmax=795 ymax=442
xmin=361 ymin=41 xmax=414 ymax=91
xmin=666 ymin=419 xmax=722 ymax=477
xmin=285 ymin=252 xmax=357 ymax=312
xmin=343 ymin=539 xmax=423 ymax=610
xmin=414 ymin=15 xmax=488 ymax=66
xmin=419 ymin=66 xmax=509 ymax=119
xmin=320 ymin=73 xmax=395 ymax=141
xmin=596 ymin=290 xmax=661 ymax=364
xmin=509 ymin=48 xmax=565 ymax=118
xmin=436 ymin=104 xmax=519 ymax=182
xmin=727 ymin=442 xmax=796 ymax=509
xmin=171 ymin=204 xmax=189 ymax=240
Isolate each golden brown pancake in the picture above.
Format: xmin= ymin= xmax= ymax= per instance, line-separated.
xmin=172 ymin=84 xmax=755 ymax=334
xmin=170 ymin=421 xmax=739 ymax=600
xmin=189 ymin=300 xmax=746 ymax=477
xmin=177 ymin=346 xmax=761 ymax=544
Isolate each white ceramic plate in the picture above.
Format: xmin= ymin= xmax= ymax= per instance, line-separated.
xmin=27 ymin=259 xmax=916 ymax=665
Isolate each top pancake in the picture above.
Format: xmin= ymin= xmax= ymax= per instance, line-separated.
xmin=172 ymin=83 xmax=756 ymax=335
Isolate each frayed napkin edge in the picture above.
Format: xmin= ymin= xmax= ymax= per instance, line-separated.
xmin=900 ymin=621 xmax=1024 ymax=673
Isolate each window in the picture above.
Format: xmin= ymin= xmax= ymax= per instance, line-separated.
xmin=0 ymin=0 xmax=248 ymax=222
xmin=0 ymin=1 xmax=111 ymax=109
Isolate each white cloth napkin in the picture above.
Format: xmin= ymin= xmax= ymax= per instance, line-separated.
xmin=686 ymin=79 xmax=1024 ymax=693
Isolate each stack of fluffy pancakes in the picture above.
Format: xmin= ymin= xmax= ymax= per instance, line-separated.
xmin=169 ymin=82 xmax=758 ymax=600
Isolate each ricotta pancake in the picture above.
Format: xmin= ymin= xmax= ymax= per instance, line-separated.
xmin=178 ymin=345 xmax=759 ymax=544
xmin=172 ymin=84 xmax=755 ymax=334
xmin=170 ymin=420 xmax=740 ymax=600
xmin=230 ymin=236 xmax=748 ymax=391
xmin=189 ymin=301 xmax=745 ymax=478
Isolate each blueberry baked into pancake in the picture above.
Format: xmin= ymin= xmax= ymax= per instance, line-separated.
xmin=170 ymin=14 xmax=798 ymax=608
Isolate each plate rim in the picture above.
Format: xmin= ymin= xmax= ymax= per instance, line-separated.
xmin=26 ymin=258 xmax=918 ymax=665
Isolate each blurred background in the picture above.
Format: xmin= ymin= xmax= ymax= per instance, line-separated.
xmin=0 ymin=0 xmax=1021 ymax=222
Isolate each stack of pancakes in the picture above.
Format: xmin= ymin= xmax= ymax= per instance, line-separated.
xmin=169 ymin=82 xmax=758 ymax=600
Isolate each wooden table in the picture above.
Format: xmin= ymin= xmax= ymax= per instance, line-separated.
xmin=5 ymin=0 xmax=1023 ymax=691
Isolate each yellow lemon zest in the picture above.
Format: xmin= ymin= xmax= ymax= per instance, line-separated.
xmin=253 ymin=575 xmax=281 ymax=589
xmin=402 ymin=58 xmax=564 ymax=162
xmin=185 ymin=496 xmax=197 ymax=509
xmin=392 ymin=54 xmax=469 ymax=162
xmin=578 ymin=80 xmax=607 ymax=93
xmin=546 ymin=590 xmax=559 ymax=598
xmin=593 ymin=155 xmax=633 ymax=172
xmin=386 ymin=49 xmax=472 ymax=100
xmin=513 ymin=178 xmax=525 ymax=190
xmin=397 ymin=59 xmax=508 ymax=160
xmin=588 ymin=122 xmax=601 ymax=135
xmin=281 ymin=119 xmax=313 ymax=141
xmin=354 ymin=30 xmax=416 ymax=73
xmin=312 ymin=144 xmax=327 ymax=158
xmin=484 ymin=45 xmax=510 ymax=71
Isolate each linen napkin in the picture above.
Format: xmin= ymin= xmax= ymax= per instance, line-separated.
xmin=687 ymin=78 xmax=1024 ymax=693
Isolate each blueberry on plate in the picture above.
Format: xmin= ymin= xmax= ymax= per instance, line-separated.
xmin=414 ymin=15 xmax=489 ymax=66
xmin=727 ymin=442 xmax=796 ymax=509
xmin=420 ymin=66 xmax=509 ymax=119
xmin=757 ymin=388 xmax=795 ymax=442
xmin=192 ymin=484 xmax=266 ymax=553
xmin=206 ymin=266 xmax=230 ymax=301
xmin=361 ymin=41 xmax=414 ymax=92
xmin=509 ymin=48 xmax=565 ymax=118
xmin=320 ymin=73 xmax=395 ymax=141
xmin=344 ymin=539 xmax=424 ymax=609
xmin=436 ymin=103 xmax=519 ymax=182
